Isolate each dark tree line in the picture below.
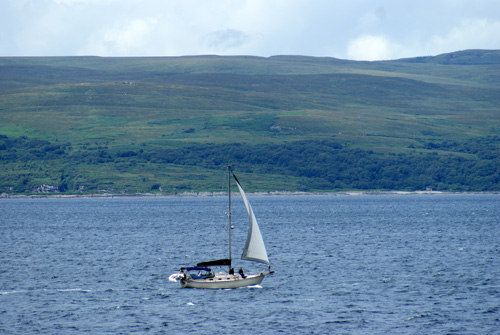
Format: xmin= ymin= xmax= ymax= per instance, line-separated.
xmin=147 ymin=138 xmax=500 ymax=191
xmin=1 ymin=134 xmax=499 ymax=193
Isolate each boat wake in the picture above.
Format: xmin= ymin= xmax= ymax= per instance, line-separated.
xmin=1 ymin=288 xmax=91 ymax=295
xmin=1 ymin=290 xmax=27 ymax=295
xmin=169 ymin=273 xmax=183 ymax=282
xmin=248 ymin=285 xmax=263 ymax=289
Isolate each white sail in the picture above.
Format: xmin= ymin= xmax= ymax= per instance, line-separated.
xmin=234 ymin=176 xmax=269 ymax=265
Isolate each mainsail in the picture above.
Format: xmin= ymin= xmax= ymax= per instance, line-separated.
xmin=233 ymin=173 xmax=270 ymax=265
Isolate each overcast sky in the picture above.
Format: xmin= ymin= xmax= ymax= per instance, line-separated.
xmin=1 ymin=0 xmax=499 ymax=60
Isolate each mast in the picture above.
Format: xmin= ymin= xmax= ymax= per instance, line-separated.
xmin=227 ymin=165 xmax=232 ymax=272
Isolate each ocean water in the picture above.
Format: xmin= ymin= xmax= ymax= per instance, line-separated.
xmin=1 ymin=194 xmax=499 ymax=334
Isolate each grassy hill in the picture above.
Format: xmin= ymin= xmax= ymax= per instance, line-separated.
xmin=1 ymin=50 xmax=499 ymax=194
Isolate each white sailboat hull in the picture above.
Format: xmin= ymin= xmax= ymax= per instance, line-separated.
xmin=179 ymin=272 xmax=269 ymax=289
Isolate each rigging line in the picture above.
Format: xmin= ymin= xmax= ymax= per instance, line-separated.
xmin=227 ymin=165 xmax=232 ymax=271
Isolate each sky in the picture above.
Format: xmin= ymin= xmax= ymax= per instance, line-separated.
xmin=1 ymin=0 xmax=500 ymax=61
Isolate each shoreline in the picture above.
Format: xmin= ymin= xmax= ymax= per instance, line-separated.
xmin=1 ymin=190 xmax=499 ymax=199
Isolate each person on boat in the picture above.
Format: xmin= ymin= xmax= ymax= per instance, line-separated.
xmin=229 ymin=268 xmax=234 ymax=275
xmin=239 ymin=268 xmax=246 ymax=279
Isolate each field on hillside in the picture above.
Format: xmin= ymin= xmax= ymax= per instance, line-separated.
xmin=1 ymin=50 xmax=499 ymax=194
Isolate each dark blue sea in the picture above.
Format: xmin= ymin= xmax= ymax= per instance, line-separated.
xmin=1 ymin=194 xmax=499 ymax=334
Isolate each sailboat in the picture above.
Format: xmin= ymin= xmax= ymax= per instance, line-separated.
xmin=169 ymin=166 xmax=273 ymax=289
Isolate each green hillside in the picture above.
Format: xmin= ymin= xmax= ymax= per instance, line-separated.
xmin=1 ymin=50 xmax=499 ymax=195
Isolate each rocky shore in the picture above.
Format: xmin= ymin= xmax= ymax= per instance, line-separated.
xmin=2 ymin=190 xmax=498 ymax=199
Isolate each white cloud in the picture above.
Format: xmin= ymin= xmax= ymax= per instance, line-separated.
xmin=203 ymin=29 xmax=250 ymax=52
xmin=52 ymin=0 xmax=121 ymax=5
xmin=428 ymin=19 xmax=500 ymax=54
xmin=347 ymin=35 xmax=395 ymax=61
xmin=80 ymin=18 xmax=158 ymax=56
xmin=1 ymin=0 xmax=500 ymax=58
xmin=358 ymin=6 xmax=387 ymax=29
